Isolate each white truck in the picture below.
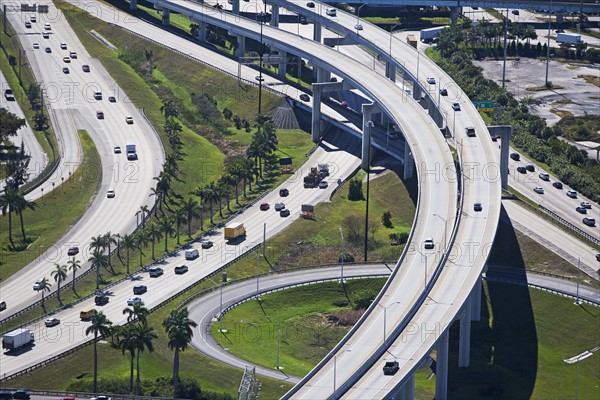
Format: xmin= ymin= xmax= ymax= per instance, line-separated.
xmin=556 ymin=32 xmax=583 ymax=45
xmin=420 ymin=26 xmax=449 ymax=43
xmin=2 ymin=328 xmax=34 ymax=351
xmin=185 ymin=248 xmax=199 ymax=260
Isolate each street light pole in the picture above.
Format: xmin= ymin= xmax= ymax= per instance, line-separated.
xmin=364 ymin=121 xmax=374 ymax=262
xmin=434 ymin=214 xmax=449 ymax=253
xmin=257 ymin=11 xmax=264 ymax=115
xmin=339 ymin=227 xmax=344 ymax=283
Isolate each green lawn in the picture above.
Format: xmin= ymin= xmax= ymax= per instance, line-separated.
xmin=210 ymin=279 xmax=599 ymax=400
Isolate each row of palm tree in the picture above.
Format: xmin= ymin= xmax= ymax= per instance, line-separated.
xmin=86 ymin=306 xmax=196 ymax=397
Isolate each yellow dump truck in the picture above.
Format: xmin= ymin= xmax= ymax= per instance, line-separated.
xmin=224 ymin=223 xmax=246 ymax=240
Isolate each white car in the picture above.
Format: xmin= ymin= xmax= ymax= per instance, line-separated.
xmin=533 ymin=187 xmax=544 ymax=194
xmin=426 ymin=77 xmax=436 ymax=84
xmin=106 ymin=189 xmax=115 ymax=198
xmin=127 ymin=296 xmax=143 ymax=306
xmin=125 ymin=116 xmax=134 ymax=124
xmin=33 ymin=42 xmax=39 ymax=49
xmin=566 ymin=190 xmax=577 ymax=198
xmin=580 ymin=202 xmax=592 ymax=209
xmin=538 ymin=172 xmax=550 ymax=181
xmin=33 ymin=281 xmax=43 ymax=290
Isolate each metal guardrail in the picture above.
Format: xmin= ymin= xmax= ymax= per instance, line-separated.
xmin=0 ymin=387 xmax=190 ymax=400
xmin=538 ymin=204 xmax=600 ymax=247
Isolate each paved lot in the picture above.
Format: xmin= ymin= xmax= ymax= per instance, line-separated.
xmin=474 ymin=57 xmax=600 ymax=125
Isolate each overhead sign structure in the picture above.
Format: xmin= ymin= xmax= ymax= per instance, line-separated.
xmin=473 ymin=100 xmax=495 ymax=112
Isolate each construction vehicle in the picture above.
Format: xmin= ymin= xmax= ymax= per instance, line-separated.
xmin=2 ymin=328 xmax=34 ymax=351
xmin=304 ymin=164 xmax=329 ymax=188
xmin=300 ymin=204 xmax=315 ymax=219
xmin=224 ymin=223 xmax=246 ymax=240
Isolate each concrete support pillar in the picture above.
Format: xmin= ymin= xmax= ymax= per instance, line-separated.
xmin=313 ymin=21 xmax=322 ymax=43
xmin=450 ymin=7 xmax=462 ymax=24
xmin=435 ymin=329 xmax=449 ymax=400
xmin=232 ymin=0 xmax=239 ymax=14
xmin=403 ymin=143 xmax=414 ymax=179
xmin=412 ymin=80 xmax=421 ymax=101
xmin=557 ymin=14 xmax=564 ymax=24
xmin=130 ymin=0 xmax=137 ymax=11
xmin=236 ymin=35 xmax=245 ymax=58
xmin=197 ymin=21 xmax=207 ymax=42
xmin=316 ymin=66 xmax=329 ymax=83
xmin=161 ymin=9 xmax=170 ymax=26
xmin=278 ymin=49 xmax=286 ymax=79
xmin=398 ymin=374 xmax=415 ymax=399
xmin=362 ymin=105 xmax=375 ymax=171
xmin=488 ymin=125 xmax=513 ymax=190
xmin=459 ymin=300 xmax=472 ymax=367
xmin=385 ymin=62 xmax=396 ymax=82
xmin=471 ymin=277 xmax=482 ymax=322
xmin=311 ymin=84 xmax=324 ymax=143
xmin=270 ymin=4 xmax=280 ymax=27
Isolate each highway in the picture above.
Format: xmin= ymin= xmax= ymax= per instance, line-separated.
xmin=0 ymin=2 xmax=164 ymax=319
xmin=0 ymin=70 xmax=47 ymax=187
xmin=0 ymin=0 xmax=458 ymax=381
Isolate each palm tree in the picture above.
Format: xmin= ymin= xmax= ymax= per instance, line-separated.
xmin=35 ymin=277 xmax=51 ymax=311
xmin=146 ymin=222 xmax=161 ymax=259
xmin=219 ymin=174 xmax=236 ymax=213
xmin=67 ymin=257 xmax=81 ymax=292
xmin=104 ymin=231 xmax=119 ymax=273
xmin=173 ymin=206 xmax=187 ymax=245
xmin=160 ymin=99 xmax=179 ymax=121
xmin=135 ymin=230 xmax=149 ymax=269
xmin=123 ymin=303 xmax=149 ymax=326
xmin=137 ymin=205 xmax=150 ymax=227
xmin=0 ymin=188 xmax=19 ymax=245
xmin=131 ymin=324 xmax=158 ymax=395
xmin=13 ymin=191 xmax=36 ymax=241
xmin=120 ymin=234 xmax=137 ymax=275
xmin=158 ymin=215 xmax=175 ymax=253
xmin=90 ymin=234 xmax=107 ymax=253
xmin=180 ymin=197 xmax=201 ymax=239
xmin=203 ymin=183 xmax=219 ymax=225
xmin=162 ymin=308 xmax=198 ymax=396
xmin=85 ymin=311 xmax=113 ymax=394
xmin=50 ymin=263 xmax=68 ymax=304
xmin=89 ymin=248 xmax=109 ymax=290
xmin=117 ymin=325 xmax=137 ymax=393
xmin=227 ymin=163 xmax=244 ymax=205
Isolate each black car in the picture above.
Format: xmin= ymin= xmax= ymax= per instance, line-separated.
xmin=0 ymin=392 xmax=12 ymax=400
xmin=12 ymin=390 xmax=31 ymax=400
xmin=279 ymin=188 xmax=289 ymax=197
xmin=517 ymin=166 xmax=526 ymax=173
xmin=473 ymin=202 xmax=482 ymax=212
xmin=383 ymin=361 xmax=399 ymax=375
xmin=306 ymin=1 xmax=315 ymax=7
xmin=45 ymin=47 xmax=52 ymax=53
xmin=63 ymin=67 xmax=70 ymax=74
xmin=526 ymin=164 xmax=535 ymax=172
xmin=439 ymin=88 xmax=448 ymax=96
xmin=575 ymin=206 xmax=587 ymax=214
xmin=174 ymin=265 xmax=189 ymax=274
xmin=510 ymin=153 xmax=520 ymax=161
xmin=133 ymin=285 xmax=147 ymax=295
xmin=596 ymin=253 xmax=600 ymax=262
xmin=553 ymin=181 xmax=563 ymax=189
xmin=300 ymin=93 xmax=310 ymax=102
xmin=94 ymin=294 xmax=109 ymax=305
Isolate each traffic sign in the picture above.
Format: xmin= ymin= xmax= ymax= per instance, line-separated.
xmin=473 ymin=100 xmax=495 ymax=112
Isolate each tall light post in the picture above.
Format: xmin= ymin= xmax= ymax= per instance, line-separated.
xmin=433 ymin=213 xmax=449 ymax=253
xmin=502 ymin=8 xmax=509 ymax=89
xmin=375 ymin=301 xmax=401 ymax=341
xmin=389 ymin=21 xmax=401 ymax=59
xmin=257 ymin=10 xmax=265 ymax=115
xmin=545 ymin=8 xmax=552 ymax=86
xmin=339 ymin=227 xmax=345 ymax=283
xmin=364 ymin=121 xmax=374 ymax=262
xmin=574 ymin=259 xmax=582 ymax=305
xmin=417 ymin=249 xmax=429 ymax=291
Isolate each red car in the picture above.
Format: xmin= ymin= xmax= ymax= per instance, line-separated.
xmin=67 ymin=246 xmax=79 ymax=256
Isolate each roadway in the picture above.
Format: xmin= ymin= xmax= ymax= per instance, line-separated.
xmin=1 ymin=0 xmax=458 ymax=381
xmin=186 ymin=264 xmax=599 ymax=381
xmin=0 ymin=70 xmax=47 ymax=187
xmin=0 ymin=2 xmax=164 ymax=319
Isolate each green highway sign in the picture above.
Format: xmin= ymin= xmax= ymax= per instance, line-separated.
xmin=473 ymin=100 xmax=495 ymax=111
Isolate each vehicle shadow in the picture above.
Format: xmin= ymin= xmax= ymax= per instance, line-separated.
xmin=447 ymin=206 xmax=537 ymax=399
